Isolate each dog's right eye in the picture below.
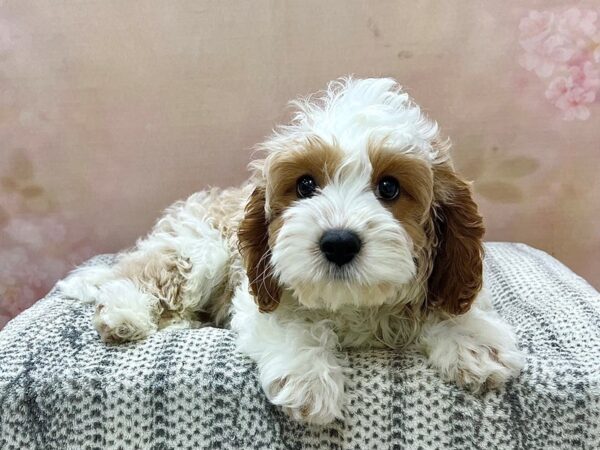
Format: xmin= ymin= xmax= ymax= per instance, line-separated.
xmin=375 ymin=176 xmax=400 ymax=201
xmin=296 ymin=175 xmax=318 ymax=198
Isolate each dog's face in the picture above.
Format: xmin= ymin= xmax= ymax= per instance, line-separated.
xmin=239 ymin=78 xmax=484 ymax=314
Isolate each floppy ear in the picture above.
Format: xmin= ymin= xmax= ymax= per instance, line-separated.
xmin=237 ymin=186 xmax=281 ymax=312
xmin=427 ymin=163 xmax=485 ymax=315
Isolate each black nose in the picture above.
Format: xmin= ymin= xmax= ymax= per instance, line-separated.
xmin=319 ymin=229 xmax=362 ymax=266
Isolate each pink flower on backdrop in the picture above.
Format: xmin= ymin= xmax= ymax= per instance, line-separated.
xmin=558 ymin=8 xmax=597 ymax=40
xmin=519 ymin=34 xmax=574 ymax=78
xmin=545 ymin=61 xmax=600 ymax=121
xmin=546 ymin=78 xmax=593 ymax=120
xmin=519 ymin=7 xmax=600 ymax=121
xmin=519 ymin=10 xmax=555 ymax=48
xmin=518 ymin=10 xmax=575 ymax=78
xmin=570 ymin=61 xmax=600 ymax=90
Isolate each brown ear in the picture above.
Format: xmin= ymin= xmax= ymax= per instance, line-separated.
xmin=237 ymin=186 xmax=281 ymax=312
xmin=427 ymin=164 xmax=485 ymax=315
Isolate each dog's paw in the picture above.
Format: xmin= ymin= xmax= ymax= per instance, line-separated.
xmin=264 ymin=371 xmax=345 ymax=425
xmin=437 ymin=342 xmax=525 ymax=392
xmin=92 ymin=280 xmax=159 ymax=343
xmin=422 ymin=310 xmax=525 ymax=393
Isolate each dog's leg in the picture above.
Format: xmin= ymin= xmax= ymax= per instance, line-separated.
xmin=58 ymin=259 xmax=163 ymax=342
xmin=59 ymin=198 xmax=231 ymax=343
xmin=231 ymin=284 xmax=345 ymax=425
xmin=419 ymin=290 xmax=525 ymax=392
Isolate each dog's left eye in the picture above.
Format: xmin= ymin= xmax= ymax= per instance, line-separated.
xmin=296 ymin=175 xmax=318 ymax=198
xmin=376 ymin=176 xmax=400 ymax=201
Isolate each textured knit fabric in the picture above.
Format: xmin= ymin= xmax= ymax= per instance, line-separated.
xmin=0 ymin=243 xmax=599 ymax=450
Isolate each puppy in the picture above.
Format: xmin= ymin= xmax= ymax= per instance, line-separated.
xmin=59 ymin=77 xmax=524 ymax=425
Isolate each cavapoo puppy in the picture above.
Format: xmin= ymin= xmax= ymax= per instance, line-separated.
xmin=59 ymin=77 xmax=524 ymax=425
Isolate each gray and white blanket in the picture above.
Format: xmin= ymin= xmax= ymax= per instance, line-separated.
xmin=0 ymin=243 xmax=599 ymax=449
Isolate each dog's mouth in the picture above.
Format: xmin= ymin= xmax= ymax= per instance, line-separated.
xmin=323 ymin=264 xmax=354 ymax=282
xmin=272 ymin=224 xmax=417 ymax=309
xmin=286 ymin=275 xmax=400 ymax=310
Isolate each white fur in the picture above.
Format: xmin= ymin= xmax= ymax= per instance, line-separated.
xmin=58 ymin=263 xmax=115 ymax=304
xmin=284 ymin=77 xmax=440 ymax=160
xmin=420 ymin=291 xmax=525 ymax=391
xmin=92 ymin=279 xmax=159 ymax=342
xmin=271 ymin=174 xmax=416 ymax=310
xmin=60 ymin=77 xmax=524 ymax=424
xmin=231 ymin=281 xmax=345 ymax=424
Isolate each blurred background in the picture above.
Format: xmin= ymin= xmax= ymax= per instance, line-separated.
xmin=1 ymin=0 xmax=599 ymax=328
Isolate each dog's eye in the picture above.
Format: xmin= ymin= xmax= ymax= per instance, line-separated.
xmin=296 ymin=175 xmax=318 ymax=198
xmin=376 ymin=176 xmax=400 ymax=201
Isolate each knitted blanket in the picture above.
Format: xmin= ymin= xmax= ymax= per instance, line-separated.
xmin=0 ymin=243 xmax=599 ymax=449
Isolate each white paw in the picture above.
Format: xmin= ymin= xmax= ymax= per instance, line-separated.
xmin=264 ymin=371 xmax=345 ymax=425
xmin=435 ymin=340 xmax=524 ymax=392
xmin=92 ymin=280 xmax=159 ymax=343
xmin=422 ymin=309 xmax=525 ymax=393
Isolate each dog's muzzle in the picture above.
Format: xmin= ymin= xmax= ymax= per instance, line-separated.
xmin=319 ymin=229 xmax=362 ymax=266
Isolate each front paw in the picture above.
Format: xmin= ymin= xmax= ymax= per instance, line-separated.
xmin=422 ymin=310 xmax=525 ymax=393
xmin=427 ymin=336 xmax=525 ymax=392
xmin=447 ymin=344 xmax=523 ymax=392
xmin=264 ymin=371 xmax=345 ymax=425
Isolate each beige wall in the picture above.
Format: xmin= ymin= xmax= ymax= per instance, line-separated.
xmin=1 ymin=1 xmax=599 ymax=326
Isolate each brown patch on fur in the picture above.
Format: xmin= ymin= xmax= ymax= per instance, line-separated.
xmin=237 ymin=186 xmax=282 ymax=312
xmin=238 ymin=138 xmax=342 ymax=312
xmin=369 ymin=146 xmax=434 ymax=251
xmin=427 ymin=162 xmax=485 ymax=315
xmin=117 ymin=250 xmax=190 ymax=309
xmin=267 ymin=136 xmax=343 ymax=216
xmin=267 ymin=214 xmax=285 ymax=250
xmin=299 ymin=394 xmax=315 ymax=418
xmin=269 ymin=377 xmax=289 ymax=397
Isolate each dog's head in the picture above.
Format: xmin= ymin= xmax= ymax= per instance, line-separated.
xmin=238 ymin=78 xmax=484 ymax=314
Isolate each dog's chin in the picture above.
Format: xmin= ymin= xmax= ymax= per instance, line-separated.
xmin=286 ymin=278 xmax=404 ymax=311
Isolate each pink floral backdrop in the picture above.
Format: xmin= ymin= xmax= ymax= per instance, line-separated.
xmin=1 ymin=1 xmax=599 ymax=328
xmin=519 ymin=8 xmax=600 ymax=120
